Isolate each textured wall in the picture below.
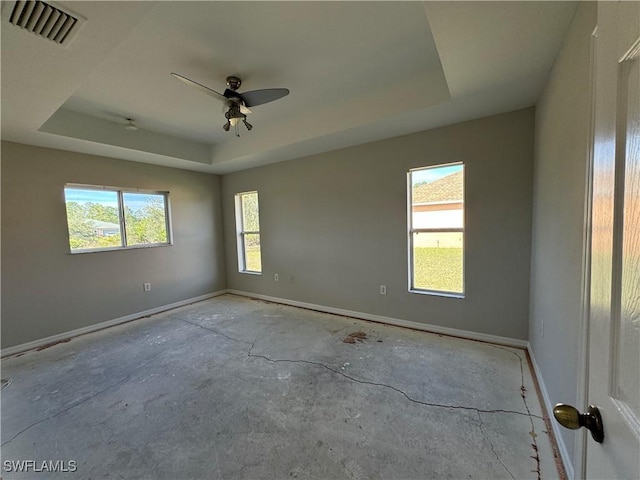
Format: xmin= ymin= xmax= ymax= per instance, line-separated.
xmin=222 ymin=109 xmax=534 ymax=340
xmin=1 ymin=142 xmax=226 ymax=348
xmin=528 ymin=2 xmax=596 ymax=472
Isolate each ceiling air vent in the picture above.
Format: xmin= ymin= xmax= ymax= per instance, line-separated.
xmin=1 ymin=1 xmax=85 ymax=47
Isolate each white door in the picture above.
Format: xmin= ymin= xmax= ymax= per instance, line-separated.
xmin=587 ymin=1 xmax=640 ymax=478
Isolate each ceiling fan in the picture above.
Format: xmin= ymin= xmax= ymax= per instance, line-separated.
xmin=171 ymin=73 xmax=289 ymax=136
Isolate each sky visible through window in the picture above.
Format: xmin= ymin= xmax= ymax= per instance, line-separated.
xmin=65 ymin=189 xmax=151 ymax=212
xmin=412 ymin=164 xmax=462 ymax=186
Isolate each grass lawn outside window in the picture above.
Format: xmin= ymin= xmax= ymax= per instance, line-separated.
xmin=413 ymin=247 xmax=463 ymax=293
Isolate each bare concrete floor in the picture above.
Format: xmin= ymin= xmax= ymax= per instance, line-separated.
xmin=1 ymin=295 xmax=562 ymax=479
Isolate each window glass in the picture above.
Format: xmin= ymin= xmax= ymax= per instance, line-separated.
xmin=236 ymin=191 xmax=262 ymax=273
xmin=409 ymin=164 xmax=464 ymax=296
xmin=243 ymin=233 xmax=262 ymax=272
xmin=412 ymin=232 xmax=464 ymax=293
xmin=65 ymin=188 xmax=122 ymax=251
xmin=64 ymin=185 xmax=171 ymax=253
xmin=123 ymin=193 xmax=168 ymax=246
xmin=241 ymin=193 xmax=260 ymax=232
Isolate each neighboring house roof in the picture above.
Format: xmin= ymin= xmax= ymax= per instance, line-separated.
xmin=413 ymin=171 xmax=463 ymax=203
xmin=89 ymin=220 xmax=120 ymax=230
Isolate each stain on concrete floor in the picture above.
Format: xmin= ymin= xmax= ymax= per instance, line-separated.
xmin=342 ymin=331 xmax=368 ymax=344
xmin=1 ymin=295 xmax=564 ymax=479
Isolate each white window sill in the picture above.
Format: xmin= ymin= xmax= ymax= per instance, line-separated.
xmin=70 ymin=243 xmax=173 ymax=254
xmin=409 ymin=289 xmax=465 ymax=299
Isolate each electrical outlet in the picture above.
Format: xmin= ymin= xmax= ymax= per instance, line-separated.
xmin=143 ymin=283 xmax=151 ymax=292
xmin=380 ymin=285 xmax=387 ymax=295
xmin=274 ymin=273 xmax=279 ymax=281
xmin=290 ymin=275 xmax=295 ymax=283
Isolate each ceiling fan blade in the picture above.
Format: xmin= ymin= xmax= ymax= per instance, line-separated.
xmin=240 ymin=88 xmax=290 ymax=107
xmin=171 ymin=72 xmax=226 ymax=103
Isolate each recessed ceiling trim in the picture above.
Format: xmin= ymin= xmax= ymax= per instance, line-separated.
xmin=1 ymin=0 xmax=85 ymax=47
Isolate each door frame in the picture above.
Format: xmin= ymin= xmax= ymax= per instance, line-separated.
xmin=573 ymin=22 xmax=600 ymax=480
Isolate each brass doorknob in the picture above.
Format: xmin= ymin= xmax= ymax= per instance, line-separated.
xmin=553 ymin=403 xmax=604 ymax=443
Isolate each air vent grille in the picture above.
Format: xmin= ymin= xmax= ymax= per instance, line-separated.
xmin=1 ymin=1 xmax=84 ymax=46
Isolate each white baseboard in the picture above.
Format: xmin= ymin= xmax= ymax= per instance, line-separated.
xmin=227 ymin=289 xmax=528 ymax=348
xmin=4 ymin=288 xmax=571 ymax=477
xmin=527 ymin=344 xmax=574 ymax=479
xmin=3 ymin=286 xmax=528 ymax=359
xmin=1 ymin=290 xmax=227 ymax=358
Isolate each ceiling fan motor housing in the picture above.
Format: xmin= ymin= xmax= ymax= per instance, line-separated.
xmin=226 ymin=76 xmax=242 ymax=91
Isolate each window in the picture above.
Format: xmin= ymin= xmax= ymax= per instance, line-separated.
xmin=64 ymin=185 xmax=171 ymax=253
xmin=235 ymin=191 xmax=262 ymax=273
xmin=408 ymin=163 xmax=464 ymax=296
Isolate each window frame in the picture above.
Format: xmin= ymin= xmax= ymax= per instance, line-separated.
xmin=235 ymin=190 xmax=262 ymax=274
xmin=407 ymin=163 xmax=465 ymax=298
xmin=64 ymin=183 xmax=173 ymax=254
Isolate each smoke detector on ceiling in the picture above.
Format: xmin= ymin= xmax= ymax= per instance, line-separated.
xmin=1 ymin=1 xmax=86 ymax=47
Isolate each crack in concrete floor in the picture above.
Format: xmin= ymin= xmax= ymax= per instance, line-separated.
xmin=2 ymin=299 xmax=557 ymax=479
xmin=1 ymin=351 xmax=165 ymax=448
xmin=476 ymin=410 xmax=516 ymax=480
xmin=492 ymin=345 xmax=543 ymax=480
xmin=182 ymin=317 xmax=541 ymax=416
xmin=180 ymin=315 xmax=545 ymax=479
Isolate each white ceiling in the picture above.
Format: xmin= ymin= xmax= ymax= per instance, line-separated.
xmin=1 ymin=1 xmax=577 ymax=174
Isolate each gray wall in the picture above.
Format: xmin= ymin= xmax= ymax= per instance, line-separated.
xmin=222 ymin=109 xmax=534 ymax=340
xmin=529 ymin=2 xmax=596 ymax=469
xmin=1 ymin=141 xmax=226 ymax=349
